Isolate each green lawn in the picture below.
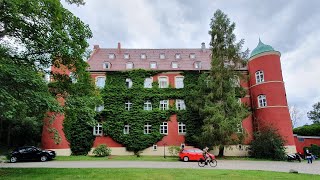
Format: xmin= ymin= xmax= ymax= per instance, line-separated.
xmin=55 ymin=155 xmax=179 ymax=161
xmin=0 ymin=168 xmax=318 ymax=180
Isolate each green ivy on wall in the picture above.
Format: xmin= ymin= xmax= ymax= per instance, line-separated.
xmin=99 ymin=69 xmax=203 ymax=153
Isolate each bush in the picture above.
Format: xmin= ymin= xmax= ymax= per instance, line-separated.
xmin=303 ymin=144 xmax=320 ymax=157
xmin=168 ymin=146 xmax=181 ymax=156
xmin=249 ymin=128 xmax=286 ymax=160
xmin=92 ymin=144 xmax=111 ymax=157
xmin=293 ymin=124 xmax=320 ymax=136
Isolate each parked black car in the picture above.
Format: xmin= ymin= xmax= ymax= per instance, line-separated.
xmin=9 ymin=146 xmax=56 ymax=163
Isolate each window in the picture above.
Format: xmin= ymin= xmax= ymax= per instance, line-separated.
xmin=144 ymin=123 xmax=151 ymax=134
xmin=141 ymin=53 xmax=147 ymax=59
xmin=231 ymin=76 xmax=240 ymax=87
xmin=124 ymin=53 xmax=130 ymax=59
xmin=194 ymin=61 xmax=201 ymax=69
xmin=108 ymin=53 xmax=115 ymax=59
xmin=153 ymin=144 xmax=157 ymax=151
xmin=103 ymin=62 xmax=111 ymax=69
xmin=93 ymin=123 xmax=103 ymax=136
xmin=69 ymin=72 xmax=77 ymax=83
xmin=160 ymin=53 xmax=165 ymax=59
xmin=171 ymin=62 xmax=178 ymax=69
xmin=126 ymin=62 xmax=133 ymax=69
xmin=150 ymin=62 xmax=157 ymax=69
xmin=158 ymin=77 xmax=168 ymax=88
xmin=178 ymin=122 xmax=186 ymax=134
xmin=160 ymin=122 xmax=168 ymax=134
xmin=175 ymin=76 xmax=184 ymax=88
xmin=126 ymin=78 xmax=133 ymax=88
xmin=125 ymin=101 xmax=132 ymax=111
xmin=95 ymin=105 xmax=104 ymax=112
xmin=144 ymin=77 xmax=152 ymax=88
xmin=255 ymin=70 xmax=264 ymax=84
xmin=298 ymin=137 xmax=304 ymax=142
xmin=190 ymin=53 xmax=196 ymax=59
xmin=258 ymin=95 xmax=267 ymax=107
xmin=96 ymin=76 xmax=106 ymax=88
xmin=175 ymin=53 xmax=181 ymax=59
xmin=176 ymin=99 xmax=186 ymax=110
xmin=160 ymin=100 xmax=169 ymax=110
xmin=123 ymin=124 xmax=130 ymax=134
xmin=144 ymin=100 xmax=152 ymax=110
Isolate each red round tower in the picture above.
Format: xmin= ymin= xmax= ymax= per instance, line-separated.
xmin=248 ymin=39 xmax=296 ymax=153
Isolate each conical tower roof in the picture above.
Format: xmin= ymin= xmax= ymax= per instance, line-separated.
xmin=250 ymin=39 xmax=275 ymax=58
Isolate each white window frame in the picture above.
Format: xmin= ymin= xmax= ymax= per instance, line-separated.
xmin=158 ymin=76 xmax=169 ymax=88
xmin=144 ymin=100 xmax=152 ymax=111
xmin=95 ymin=76 xmax=106 ymax=89
xmin=258 ymin=95 xmax=267 ymax=107
xmin=178 ymin=122 xmax=186 ymax=134
xmin=160 ymin=122 xmax=168 ymax=135
xmin=144 ymin=77 xmax=153 ymax=88
xmin=190 ymin=53 xmax=196 ymax=59
xmin=171 ymin=62 xmax=178 ymax=69
xmin=255 ymin=70 xmax=264 ymax=84
xmin=95 ymin=105 xmax=104 ymax=112
xmin=103 ymin=62 xmax=111 ymax=69
xmin=108 ymin=53 xmax=115 ymax=59
xmin=123 ymin=124 xmax=130 ymax=134
xmin=93 ymin=123 xmax=103 ymax=136
xmin=160 ymin=100 xmax=169 ymax=110
xmin=175 ymin=76 xmax=184 ymax=89
xmin=175 ymin=53 xmax=181 ymax=59
xmin=126 ymin=78 xmax=133 ymax=88
xmin=152 ymin=144 xmax=157 ymax=151
xmin=150 ymin=62 xmax=157 ymax=69
xmin=126 ymin=62 xmax=134 ymax=69
xmin=144 ymin=123 xmax=152 ymax=134
xmin=124 ymin=53 xmax=130 ymax=59
xmin=160 ymin=53 xmax=165 ymax=59
xmin=176 ymin=99 xmax=186 ymax=110
xmin=194 ymin=61 xmax=201 ymax=69
xmin=141 ymin=53 xmax=147 ymax=59
xmin=125 ymin=101 xmax=132 ymax=111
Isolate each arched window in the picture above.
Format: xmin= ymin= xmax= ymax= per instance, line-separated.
xmin=258 ymin=95 xmax=267 ymax=107
xmin=255 ymin=70 xmax=264 ymax=84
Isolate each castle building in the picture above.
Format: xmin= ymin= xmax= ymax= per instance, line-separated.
xmin=41 ymin=40 xmax=296 ymax=156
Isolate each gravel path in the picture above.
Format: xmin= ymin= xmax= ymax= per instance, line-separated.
xmin=1 ymin=160 xmax=319 ymax=175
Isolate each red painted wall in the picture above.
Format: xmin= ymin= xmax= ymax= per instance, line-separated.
xmin=294 ymin=135 xmax=320 ymax=154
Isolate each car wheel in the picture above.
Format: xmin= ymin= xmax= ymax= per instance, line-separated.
xmin=10 ymin=156 xmax=18 ymax=163
xmin=183 ymin=156 xmax=189 ymax=162
xmin=40 ymin=155 xmax=47 ymax=162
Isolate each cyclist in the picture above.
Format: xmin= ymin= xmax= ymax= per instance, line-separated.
xmin=203 ymin=147 xmax=210 ymax=162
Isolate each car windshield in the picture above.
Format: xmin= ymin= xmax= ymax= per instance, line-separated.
xmin=194 ymin=149 xmax=203 ymax=153
xmin=35 ymin=147 xmax=42 ymax=151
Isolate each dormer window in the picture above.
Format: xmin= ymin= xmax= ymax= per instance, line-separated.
xmin=171 ymin=62 xmax=178 ymax=69
xmin=150 ymin=62 xmax=157 ymax=69
xmin=141 ymin=53 xmax=146 ymax=59
xmin=124 ymin=53 xmax=130 ymax=59
xmin=160 ymin=53 xmax=165 ymax=59
xmin=175 ymin=53 xmax=181 ymax=59
xmin=126 ymin=62 xmax=133 ymax=69
xmin=108 ymin=53 xmax=115 ymax=59
xmin=103 ymin=62 xmax=111 ymax=69
xmin=190 ymin=53 xmax=196 ymax=59
xmin=194 ymin=61 xmax=201 ymax=69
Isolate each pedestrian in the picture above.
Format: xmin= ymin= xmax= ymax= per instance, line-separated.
xmin=306 ymin=148 xmax=312 ymax=164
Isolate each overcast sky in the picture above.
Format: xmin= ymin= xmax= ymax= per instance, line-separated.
xmin=63 ymin=0 xmax=320 ymax=127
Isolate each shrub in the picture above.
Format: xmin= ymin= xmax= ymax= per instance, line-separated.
xmin=249 ymin=128 xmax=286 ymax=160
xmin=168 ymin=146 xmax=181 ymax=156
xmin=92 ymin=144 xmax=111 ymax=157
xmin=293 ymin=124 xmax=320 ymax=136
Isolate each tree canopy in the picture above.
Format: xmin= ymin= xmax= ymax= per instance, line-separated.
xmin=193 ymin=10 xmax=249 ymax=151
xmin=307 ymin=102 xmax=320 ymax=124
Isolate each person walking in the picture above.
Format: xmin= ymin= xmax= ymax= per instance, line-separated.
xmin=306 ymin=149 xmax=313 ymax=164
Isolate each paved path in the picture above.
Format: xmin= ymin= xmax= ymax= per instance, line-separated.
xmin=1 ymin=160 xmax=319 ymax=175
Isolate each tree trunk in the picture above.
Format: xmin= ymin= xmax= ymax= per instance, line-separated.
xmin=7 ymin=124 xmax=11 ymax=146
xmin=218 ymin=145 xmax=224 ymax=157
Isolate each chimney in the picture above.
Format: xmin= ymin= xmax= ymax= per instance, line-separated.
xmin=118 ymin=42 xmax=121 ymax=53
xmin=93 ymin=44 xmax=100 ymax=50
xmin=201 ymin=42 xmax=206 ymax=52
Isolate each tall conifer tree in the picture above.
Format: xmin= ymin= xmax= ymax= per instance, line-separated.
xmin=197 ymin=10 xmax=249 ymax=155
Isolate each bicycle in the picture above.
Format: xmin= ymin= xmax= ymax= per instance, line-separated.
xmin=198 ymin=156 xmax=217 ymax=167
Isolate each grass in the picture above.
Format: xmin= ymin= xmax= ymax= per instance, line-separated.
xmin=0 ymin=168 xmax=318 ymax=180
xmin=55 ymin=155 xmax=179 ymax=161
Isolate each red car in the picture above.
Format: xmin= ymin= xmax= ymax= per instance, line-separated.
xmin=179 ymin=148 xmax=215 ymax=162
